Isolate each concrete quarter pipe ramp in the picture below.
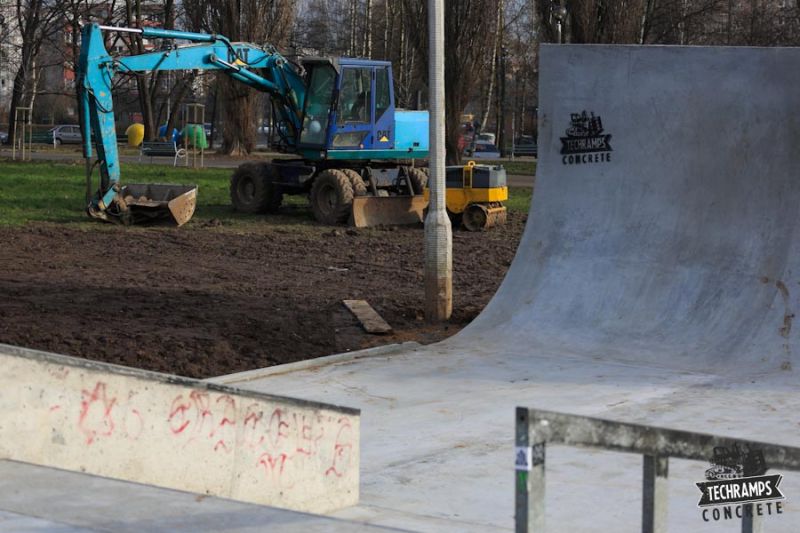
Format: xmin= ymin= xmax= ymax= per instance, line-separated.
xmin=472 ymin=45 xmax=800 ymax=374
xmin=217 ymin=45 xmax=800 ymax=531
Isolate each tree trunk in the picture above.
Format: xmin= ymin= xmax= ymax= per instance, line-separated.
xmin=384 ymin=0 xmax=390 ymax=58
xmin=364 ymin=0 xmax=373 ymax=57
xmin=219 ymin=75 xmax=256 ymax=154
xmin=445 ymin=102 xmax=462 ymax=165
xmin=480 ymin=0 xmax=503 ymax=132
xmin=8 ymin=64 xmax=27 ymax=145
xmin=349 ymin=0 xmax=357 ymax=56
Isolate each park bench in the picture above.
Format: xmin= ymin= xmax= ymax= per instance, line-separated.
xmin=139 ymin=141 xmax=187 ymax=167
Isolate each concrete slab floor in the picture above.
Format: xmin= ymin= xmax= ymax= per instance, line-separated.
xmin=0 ymin=461 xmax=405 ymax=533
xmin=220 ymin=342 xmax=800 ymax=532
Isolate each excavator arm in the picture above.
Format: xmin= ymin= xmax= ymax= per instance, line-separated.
xmin=78 ymin=23 xmax=307 ymax=225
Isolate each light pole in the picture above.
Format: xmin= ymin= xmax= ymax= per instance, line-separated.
xmin=554 ymin=3 xmax=568 ymax=44
xmin=424 ymin=0 xmax=452 ymax=322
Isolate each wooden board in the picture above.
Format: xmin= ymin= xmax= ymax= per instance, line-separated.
xmin=343 ymin=300 xmax=393 ymax=334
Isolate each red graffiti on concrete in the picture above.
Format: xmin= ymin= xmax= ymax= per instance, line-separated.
xmin=165 ymin=393 xmax=355 ymax=483
xmin=66 ymin=381 xmax=356 ymax=484
xmin=168 ymin=391 xmax=213 ymax=438
xmin=242 ymin=404 xmax=265 ymax=449
xmin=123 ymin=407 xmax=144 ymax=440
xmin=325 ymin=418 xmax=354 ymax=477
xmin=78 ymin=382 xmax=117 ymax=444
xmin=211 ymin=395 xmax=237 ymax=452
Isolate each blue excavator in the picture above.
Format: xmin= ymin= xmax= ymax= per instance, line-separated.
xmin=78 ymin=23 xmax=431 ymax=226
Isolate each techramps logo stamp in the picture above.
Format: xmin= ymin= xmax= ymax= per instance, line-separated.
xmin=560 ymin=110 xmax=612 ymax=165
xmin=696 ymin=444 xmax=786 ymax=523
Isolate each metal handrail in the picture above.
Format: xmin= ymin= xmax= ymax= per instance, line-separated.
xmin=515 ymin=407 xmax=800 ymax=533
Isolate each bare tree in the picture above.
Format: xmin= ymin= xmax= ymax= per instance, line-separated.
xmin=479 ymin=0 xmax=504 ymax=133
xmin=114 ymin=0 xmax=197 ymax=142
xmin=363 ymin=0 xmax=373 ymax=58
xmin=184 ymin=0 xmax=295 ymax=155
xmin=401 ymin=0 xmax=497 ymax=164
xmin=7 ymin=0 xmax=64 ymax=142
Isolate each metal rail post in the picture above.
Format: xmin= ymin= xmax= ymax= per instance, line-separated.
xmin=642 ymin=455 xmax=669 ymax=533
xmin=515 ymin=407 xmax=545 ymax=532
xmin=741 ymin=504 xmax=764 ymax=533
xmin=515 ymin=408 xmax=800 ymax=532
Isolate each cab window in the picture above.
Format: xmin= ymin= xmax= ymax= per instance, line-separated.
xmin=300 ymin=64 xmax=336 ymax=146
xmin=375 ymin=67 xmax=390 ymax=120
xmin=337 ymin=67 xmax=372 ymax=124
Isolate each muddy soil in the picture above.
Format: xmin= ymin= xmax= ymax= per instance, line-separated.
xmin=0 ymin=214 xmax=525 ymax=379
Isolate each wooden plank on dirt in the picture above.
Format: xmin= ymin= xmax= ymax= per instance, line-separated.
xmin=343 ymin=299 xmax=393 ymax=334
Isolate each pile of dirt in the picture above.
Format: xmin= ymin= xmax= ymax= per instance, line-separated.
xmin=0 ymin=214 xmax=525 ymax=379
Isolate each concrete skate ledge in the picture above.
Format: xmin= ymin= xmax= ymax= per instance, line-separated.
xmin=0 ymin=343 xmax=360 ymax=514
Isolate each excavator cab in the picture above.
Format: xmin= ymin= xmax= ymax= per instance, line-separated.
xmin=295 ymin=58 xmax=426 ymax=160
xmin=292 ymin=59 xmax=431 ymax=227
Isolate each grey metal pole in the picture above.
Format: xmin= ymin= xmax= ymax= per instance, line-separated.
xmin=424 ymin=0 xmax=452 ymax=322
xmin=642 ymin=455 xmax=669 ymax=533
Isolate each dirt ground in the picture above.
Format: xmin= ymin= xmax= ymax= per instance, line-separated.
xmin=0 ymin=214 xmax=525 ymax=379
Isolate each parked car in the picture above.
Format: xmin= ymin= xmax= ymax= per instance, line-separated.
xmin=476 ymin=132 xmax=496 ymax=144
xmin=49 ymin=124 xmax=83 ymax=145
xmin=0 ymin=131 xmax=8 ymax=144
xmin=465 ymin=141 xmax=501 ymax=159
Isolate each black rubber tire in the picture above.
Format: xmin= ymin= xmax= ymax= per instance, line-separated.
xmin=407 ymin=167 xmax=428 ymax=194
xmin=342 ymin=169 xmax=367 ymax=196
xmin=310 ymin=169 xmax=354 ymax=224
xmin=230 ymin=162 xmax=282 ymax=213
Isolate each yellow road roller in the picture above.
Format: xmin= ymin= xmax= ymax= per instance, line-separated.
xmin=424 ymin=161 xmax=508 ymax=231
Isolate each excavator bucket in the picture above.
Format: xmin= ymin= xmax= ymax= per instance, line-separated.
xmin=350 ymin=196 xmax=428 ymax=228
xmin=120 ymin=183 xmax=197 ymax=226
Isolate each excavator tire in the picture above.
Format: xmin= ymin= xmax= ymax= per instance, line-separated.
xmin=407 ymin=167 xmax=428 ymax=194
xmin=230 ymin=162 xmax=282 ymax=213
xmin=311 ymin=169 xmax=354 ymax=225
xmin=342 ymin=169 xmax=367 ymax=196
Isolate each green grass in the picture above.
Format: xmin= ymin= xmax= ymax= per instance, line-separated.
xmin=481 ymin=158 xmax=536 ymax=176
xmin=506 ymin=187 xmax=533 ymax=214
xmin=0 ymin=160 xmax=313 ymax=228
xmin=0 ymin=159 xmax=532 ymax=228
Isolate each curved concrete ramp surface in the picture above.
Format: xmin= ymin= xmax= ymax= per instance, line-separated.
xmin=221 ymin=45 xmax=800 ymax=532
xmin=463 ymin=45 xmax=800 ymax=374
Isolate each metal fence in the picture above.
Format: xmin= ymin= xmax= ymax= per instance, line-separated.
xmin=515 ymin=408 xmax=800 ymax=533
xmin=506 ymin=143 xmax=538 ymax=158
